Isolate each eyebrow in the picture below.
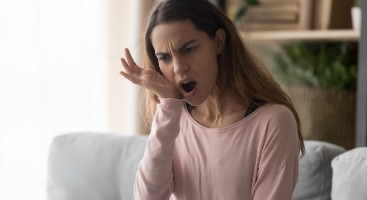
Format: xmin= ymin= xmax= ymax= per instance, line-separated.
xmin=178 ymin=39 xmax=197 ymax=51
xmin=155 ymin=39 xmax=197 ymax=56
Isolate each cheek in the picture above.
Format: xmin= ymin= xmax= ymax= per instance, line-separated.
xmin=159 ymin=66 xmax=174 ymax=81
xmin=207 ymin=55 xmax=219 ymax=73
xmin=205 ymin=48 xmax=220 ymax=67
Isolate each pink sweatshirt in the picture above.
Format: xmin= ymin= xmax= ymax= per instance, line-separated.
xmin=134 ymin=98 xmax=300 ymax=200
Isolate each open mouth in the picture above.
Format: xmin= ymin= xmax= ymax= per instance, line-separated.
xmin=180 ymin=81 xmax=197 ymax=93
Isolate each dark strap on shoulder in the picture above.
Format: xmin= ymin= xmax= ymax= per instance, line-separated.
xmin=186 ymin=99 xmax=266 ymax=117
xmin=244 ymin=99 xmax=266 ymax=117
xmin=186 ymin=102 xmax=193 ymax=113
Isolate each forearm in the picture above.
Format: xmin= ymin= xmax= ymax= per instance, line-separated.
xmin=134 ymin=98 xmax=184 ymax=200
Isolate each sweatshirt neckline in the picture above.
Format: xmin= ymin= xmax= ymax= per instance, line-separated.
xmin=182 ymin=102 xmax=267 ymax=132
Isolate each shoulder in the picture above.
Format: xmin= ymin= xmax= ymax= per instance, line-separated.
xmin=253 ymin=104 xmax=300 ymax=160
xmin=255 ymin=103 xmax=296 ymax=124
xmin=250 ymin=103 xmax=298 ymax=143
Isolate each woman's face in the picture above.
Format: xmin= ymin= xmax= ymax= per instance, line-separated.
xmin=151 ymin=20 xmax=224 ymax=106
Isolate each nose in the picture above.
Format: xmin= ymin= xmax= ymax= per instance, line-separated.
xmin=172 ymin=57 xmax=189 ymax=74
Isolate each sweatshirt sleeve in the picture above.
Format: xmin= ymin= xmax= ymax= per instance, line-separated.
xmin=252 ymin=105 xmax=300 ymax=200
xmin=134 ymin=98 xmax=184 ymax=200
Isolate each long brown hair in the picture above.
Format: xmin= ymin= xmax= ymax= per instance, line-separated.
xmin=140 ymin=0 xmax=305 ymax=154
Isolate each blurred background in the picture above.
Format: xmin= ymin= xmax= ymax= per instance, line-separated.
xmin=0 ymin=0 xmax=364 ymax=199
xmin=0 ymin=0 xmax=154 ymax=199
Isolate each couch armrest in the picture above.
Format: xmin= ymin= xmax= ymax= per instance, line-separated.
xmin=47 ymin=132 xmax=147 ymax=200
xmin=331 ymin=147 xmax=367 ymax=200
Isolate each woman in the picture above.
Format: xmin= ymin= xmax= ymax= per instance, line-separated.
xmin=120 ymin=0 xmax=305 ymax=199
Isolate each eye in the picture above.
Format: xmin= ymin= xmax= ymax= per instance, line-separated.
xmin=184 ymin=46 xmax=196 ymax=53
xmin=157 ymin=55 xmax=169 ymax=62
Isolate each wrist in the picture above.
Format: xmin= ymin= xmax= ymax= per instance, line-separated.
xmin=158 ymin=88 xmax=182 ymax=99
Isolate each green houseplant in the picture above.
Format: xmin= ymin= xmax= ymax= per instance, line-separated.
xmin=272 ymin=41 xmax=358 ymax=90
xmin=272 ymin=41 xmax=358 ymax=149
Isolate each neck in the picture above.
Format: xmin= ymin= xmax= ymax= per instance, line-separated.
xmin=191 ymin=89 xmax=248 ymax=128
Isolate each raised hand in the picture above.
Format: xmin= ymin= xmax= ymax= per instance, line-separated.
xmin=120 ymin=48 xmax=182 ymax=99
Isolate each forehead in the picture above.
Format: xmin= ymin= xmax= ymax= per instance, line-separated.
xmin=151 ymin=20 xmax=208 ymax=50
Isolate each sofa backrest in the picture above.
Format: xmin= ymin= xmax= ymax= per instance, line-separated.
xmin=48 ymin=134 xmax=366 ymax=200
xmin=292 ymin=140 xmax=345 ymax=200
xmin=47 ymin=132 xmax=148 ymax=200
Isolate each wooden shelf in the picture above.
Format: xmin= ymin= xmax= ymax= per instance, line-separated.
xmin=241 ymin=30 xmax=360 ymax=43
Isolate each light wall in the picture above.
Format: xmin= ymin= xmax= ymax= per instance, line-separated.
xmin=107 ymin=0 xmax=154 ymax=135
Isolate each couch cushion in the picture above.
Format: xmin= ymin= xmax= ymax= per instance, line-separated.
xmin=331 ymin=147 xmax=367 ymax=200
xmin=47 ymin=132 xmax=148 ymax=200
xmin=292 ymin=140 xmax=345 ymax=200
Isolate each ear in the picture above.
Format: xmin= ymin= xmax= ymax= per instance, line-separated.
xmin=215 ymin=29 xmax=226 ymax=54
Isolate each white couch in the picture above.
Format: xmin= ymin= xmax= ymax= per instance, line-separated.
xmin=47 ymin=132 xmax=367 ymax=200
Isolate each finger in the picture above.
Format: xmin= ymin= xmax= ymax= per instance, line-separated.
xmin=124 ymin=48 xmax=136 ymax=67
xmin=120 ymin=57 xmax=134 ymax=74
xmin=124 ymin=48 xmax=142 ymax=72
